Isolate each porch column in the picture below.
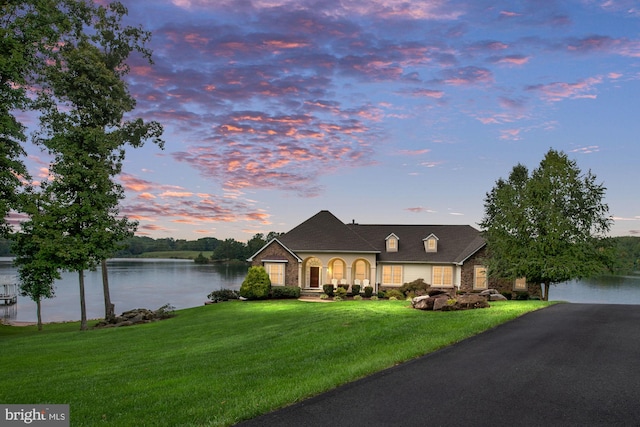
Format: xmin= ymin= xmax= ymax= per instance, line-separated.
xmin=371 ymin=265 xmax=377 ymax=292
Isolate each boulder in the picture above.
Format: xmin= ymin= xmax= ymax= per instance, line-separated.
xmin=412 ymin=295 xmax=434 ymax=310
xmin=456 ymin=294 xmax=491 ymax=309
xmin=94 ymin=306 xmax=175 ymax=328
xmin=432 ymin=295 xmax=452 ymax=311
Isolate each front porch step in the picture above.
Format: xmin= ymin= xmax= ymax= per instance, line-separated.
xmin=300 ymin=289 xmax=324 ymax=297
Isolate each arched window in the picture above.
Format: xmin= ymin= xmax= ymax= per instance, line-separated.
xmin=353 ymin=259 xmax=368 ymax=281
xmin=329 ymin=259 xmax=345 ymax=281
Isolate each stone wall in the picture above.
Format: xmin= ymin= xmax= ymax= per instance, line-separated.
xmin=251 ymin=241 xmax=299 ymax=287
xmin=460 ymin=247 xmax=542 ymax=299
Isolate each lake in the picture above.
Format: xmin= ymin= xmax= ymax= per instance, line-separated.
xmin=1 ymin=257 xmax=639 ymax=323
xmin=0 ymin=258 xmax=248 ymax=324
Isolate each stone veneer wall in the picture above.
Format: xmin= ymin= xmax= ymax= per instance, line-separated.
xmin=459 ymin=247 xmax=542 ymax=299
xmin=251 ymin=241 xmax=299 ymax=287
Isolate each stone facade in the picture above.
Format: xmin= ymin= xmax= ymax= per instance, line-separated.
xmin=459 ymin=246 xmax=542 ymax=299
xmin=250 ymin=240 xmax=299 ymax=287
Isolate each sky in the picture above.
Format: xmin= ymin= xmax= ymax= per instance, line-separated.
xmin=21 ymin=0 xmax=640 ymax=241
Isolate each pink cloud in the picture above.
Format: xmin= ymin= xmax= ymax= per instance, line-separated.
xmin=408 ymin=88 xmax=445 ymax=99
xmin=441 ymin=66 xmax=493 ymax=86
xmin=567 ymin=35 xmax=640 ymax=57
xmin=499 ymin=11 xmax=522 ymax=18
xmin=500 ymin=128 xmax=523 ymax=141
xmin=398 ymin=149 xmax=431 ymax=156
xmin=570 ymin=145 xmax=600 ymax=154
xmin=490 ymin=54 xmax=531 ymax=66
xmin=526 ymin=77 xmax=603 ymax=102
xmin=405 ymin=207 xmax=436 ymax=213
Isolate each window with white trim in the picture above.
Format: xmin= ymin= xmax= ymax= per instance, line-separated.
xmin=382 ymin=265 xmax=402 ymax=285
xmin=385 ymin=234 xmax=399 ymax=252
xmin=265 ymin=263 xmax=285 ymax=286
xmin=432 ymin=266 xmax=453 ymax=287
xmin=473 ymin=266 xmax=488 ymax=290
xmin=514 ymin=277 xmax=527 ymax=291
xmin=424 ymin=235 xmax=438 ymax=253
xmin=329 ymin=259 xmax=345 ymax=281
xmin=354 ymin=259 xmax=367 ymax=281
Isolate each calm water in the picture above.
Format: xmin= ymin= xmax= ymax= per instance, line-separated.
xmin=0 ymin=258 xmax=247 ymax=323
xmin=1 ymin=258 xmax=639 ymax=323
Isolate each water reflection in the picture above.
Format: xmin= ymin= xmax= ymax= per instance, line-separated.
xmin=550 ymin=274 xmax=640 ymax=305
xmin=0 ymin=258 xmax=248 ymax=323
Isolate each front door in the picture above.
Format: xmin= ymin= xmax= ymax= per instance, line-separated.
xmin=310 ymin=267 xmax=320 ymax=288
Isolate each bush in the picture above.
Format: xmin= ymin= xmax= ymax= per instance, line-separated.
xmin=194 ymin=252 xmax=209 ymax=264
xmin=337 ymin=284 xmax=349 ymax=292
xmin=385 ymin=289 xmax=404 ymax=300
xmin=400 ymin=278 xmax=428 ymax=296
xmin=240 ymin=266 xmax=271 ymax=300
xmin=334 ymin=287 xmax=347 ymax=299
xmin=363 ymin=286 xmax=374 ymax=298
xmin=323 ymin=284 xmax=335 ymax=296
xmin=320 ymin=293 xmax=329 ymax=300
xmin=515 ymin=292 xmax=530 ymax=300
xmin=353 ymin=295 xmax=363 ymax=300
xmin=154 ymin=303 xmax=176 ymax=319
xmin=208 ymin=288 xmax=240 ymax=302
xmin=377 ymin=291 xmax=385 ymax=298
xmin=370 ymin=295 xmax=379 ymax=301
xmin=351 ymin=284 xmax=361 ymax=296
xmin=270 ymin=286 xmax=301 ymax=299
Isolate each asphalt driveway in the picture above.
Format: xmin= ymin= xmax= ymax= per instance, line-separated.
xmin=236 ymin=303 xmax=640 ymax=426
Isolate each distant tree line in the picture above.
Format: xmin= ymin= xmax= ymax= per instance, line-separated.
xmin=2 ymin=233 xmax=638 ymax=270
xmin=110 ymin=232 xmax=283 ymax=263
xmin=610 ymin=236 xmax=640 ymax=274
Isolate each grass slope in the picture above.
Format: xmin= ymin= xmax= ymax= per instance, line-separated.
xmin=0 ymin=300 xmax=554 ymax=426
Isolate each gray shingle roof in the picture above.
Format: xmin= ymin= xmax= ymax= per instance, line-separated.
xmin=347 ymin=224 xmax=485 ymax=263
xmin=278 ymin=210 xmax=379 ymax=253
xmin=277 ymin=210 xmax=486 ymax=264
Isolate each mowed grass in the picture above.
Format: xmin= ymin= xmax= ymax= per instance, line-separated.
xmin=0 ymin=300 xmax=554 ymax=426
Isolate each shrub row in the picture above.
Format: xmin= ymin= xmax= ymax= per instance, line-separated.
xmin=270 ymin=286 xmax=301 ymax=299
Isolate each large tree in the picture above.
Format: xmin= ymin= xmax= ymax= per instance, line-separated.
xmin=479 ymin=149 xmax=612 ymax=300
xmin=1 ymin=0 xmax=93 ymax=235
xmin=11 ymin=189 xmax=60 ymax=331
xmin=2 ymin=1 xmax=163 ymax=328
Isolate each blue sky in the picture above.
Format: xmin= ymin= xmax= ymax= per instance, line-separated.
xmin=22 ymin=0 xmax=640 ymax=240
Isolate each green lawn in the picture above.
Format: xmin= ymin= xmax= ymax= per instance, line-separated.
xmin=0 ymin=299 xmax=554 ymax=426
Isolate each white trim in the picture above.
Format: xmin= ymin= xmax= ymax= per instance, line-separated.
xmin=247 ymin=238 xmax=302 ymax=262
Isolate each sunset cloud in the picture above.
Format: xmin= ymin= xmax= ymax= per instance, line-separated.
xmin=54 ymin=0 xmax=640 ymax=240
xmin=526 ymin=77 xmax=603 ymax=102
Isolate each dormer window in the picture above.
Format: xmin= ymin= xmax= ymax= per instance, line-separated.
xmin=385 ymin=233 xmax=399 ymax=252
xmin=423 ymin=234 xmax=438 ymax=253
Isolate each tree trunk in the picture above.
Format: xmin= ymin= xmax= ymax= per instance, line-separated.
xmin=101 ymin=259 xmax=115 ymax=321
xmin=79 ymin=270 xmax=87 ymax=331
xmin=542 ymin=282 xmax=549 ymax=301
xmin=36 ymin=298 xmax=42 ymax=331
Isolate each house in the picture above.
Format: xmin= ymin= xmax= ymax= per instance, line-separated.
xmin=248 ymin=210 xmax=538 ymax=297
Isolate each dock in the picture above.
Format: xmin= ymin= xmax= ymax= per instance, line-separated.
xmin=0 ymin=283 xmax=17 ymax=305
